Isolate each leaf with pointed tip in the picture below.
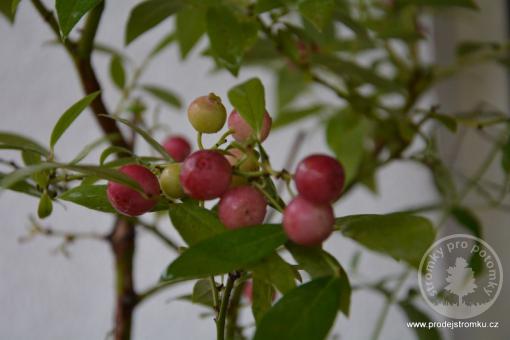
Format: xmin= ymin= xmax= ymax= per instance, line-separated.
xmin=251 ymin=253 xmax=296 ymax=294
xmin=254 ymin=276 xmax=342 ymax=340
xmin=176 ymin=6 xmax=206 ymax=59
xmin=125 ymin=0 xmax=184 ymax=45
xmin=50 ymin=92 xmax=100 ymax=149
xmin=228 ymin=78 xmax=266 ymax=134
xmin=56 ymin=0 xmax=103 ymax=37
xmin=162 ymin=224 xmax=286 ymax=281
xmin=0 ymin=131 xmax=48 ymax=156
xmin=142 ymin=85 xmax=181 ymax=108
xmin=109 ymin=55 xmax=126 ymax=89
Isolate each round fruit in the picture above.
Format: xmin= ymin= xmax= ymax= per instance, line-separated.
xmin=218 ymin=186 xmax=267 ymax=229
xmin=187 ymin=94 xmax=227 ymax=133
xmin=163 ymin=135 xmax=191 ymax=162
xmin=225 ymin=148 xmax=259 ymax=187
xmin=227 ymin=110 xmax=272 ymax=143
xmin=294 ymin=154 xmax=345 ymax=204
xmin=160 ymin=163 xmax=185 ymax=199
xmin=107 ymin=164 xmax=160 ymax=216
xmin=180 ymin=150 xmax=232 ymax=200
xmin=283 ymin=196 xmax=334 ymax=246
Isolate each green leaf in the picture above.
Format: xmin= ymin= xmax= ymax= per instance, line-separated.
xmin=395 ymin=0 xmax=477 ymax=9
xmin=0 ymin=163 xmax=57 ymax=193
xmin=299 ymin=0 xmax=334 ymax=31
xmin=251 ymin=253 xmax=296 ymax=294
xmin=0 ymin=172 xmax=39 ymax=197
xmin=56 ymin=0 xmax=103 ymax=37
xmin=450 ymin=206 xmax=482 ymax=238
xmin=0 ymin=0 xmax=15 ymax=22
xmin=501 ymin=134 xmax=510 ymax=173
xmin=431 ymin=113 xmax=457 ymax=133
xmin=287 ymin=244 xmax=351 ymax=316
xmin=326 ymin=111 xmax=369 ymax=184
xmin=228 ymin=78 xmax=266 ymax=134
xmin=399 ymin=301 xmax=442 ymax=340
xmin=176 ymin=6 xmax=206 ymax=59
xmin=336 ymin=213 xmax=436 ymax=268
xmin=59 ymin=185 xmax=115 ymax=213
xmin=109 ymin=55 xmax=126 ymax=89
xmin=0 ymin=131 xmax=49 ymax=156
xmin=50 ymin=92 xmax=100 ymax=150
xmin=255 ymin=0 xmax=285 ymax=13
xmin=273 ymin=105 xmax=324 ymax=129
xmin=70 ymin=134 xmax=116 ymax=164
xmin=206 ymin=5 xmax=258 ymax=75
xmin=254 ymin=276 xmax=342 ymax=340
xmin=99 ymin=146 xmax=133 ymax=165
xmin=37 ymin=191 xmax=53 ymax=219
xmin=169 ymin=202 xmax=226 ymax=246
xmin=125 ymin=0 xmax=184 ymax=45
xmin=142 ymin=85 xmax=181 ymax=108
xmin=149 ymin=32 xmax=176 ymax=57
xmin=191 ymin=279 xmax=215 ymax=308
xmin=101 ymin=115 xmax=172 ymax=161
xmin=277 ymin=66 xmax=310 ymax=109
xmin=162 ymin=224 xmax=287 ymax=281
xmin=252 ymin=277 xmax=275 ymax=323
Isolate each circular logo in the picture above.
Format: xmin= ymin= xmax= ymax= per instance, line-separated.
xmin=418 ymin=234 xmax=503 ymax=319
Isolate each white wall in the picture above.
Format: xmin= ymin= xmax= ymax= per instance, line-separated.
xmin=0 ymin=1 xmax=481 ymax=339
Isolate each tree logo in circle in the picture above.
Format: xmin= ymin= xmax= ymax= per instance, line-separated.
xmin=418 ymin=234 xmax=503 ymax=319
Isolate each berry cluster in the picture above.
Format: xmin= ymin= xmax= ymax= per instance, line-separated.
xmin=106 ymin=93 xmax=344 ymax=247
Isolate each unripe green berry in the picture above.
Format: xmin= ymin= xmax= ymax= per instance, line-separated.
xmin=187 ymin=94 xmax=227 ymax=133
xmin=37 ymin=191 xmax=53 ymax=219
xmin=160 ymin=163 xmax=185 ymax=199
xmin=226 ymin=148 xmax=259 ymax=187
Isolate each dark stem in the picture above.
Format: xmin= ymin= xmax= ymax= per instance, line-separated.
xmin=109 ymin=217 xmax=138 ymax=340
xmin=225 ymin=280 xmax=246 ymax=340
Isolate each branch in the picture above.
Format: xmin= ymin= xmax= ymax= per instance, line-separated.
xmin=217 ymin=272 xmax=239 ymax=340
xmin=137 ymin=221 xmax=180 ymax=251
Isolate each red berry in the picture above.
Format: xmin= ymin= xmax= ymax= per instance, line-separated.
xmin=187 ymin=94 xmax=227 ymax=133
xmin=294 ymin=154 xmax=345 ymax=204
xmin=218 ymin=186 xmax=267 ymax=229
xmin=107 ymin=164 xmax=160 ymax=216
xmin=180 ymin=150 xmax=232 ymax=200
xmin=283 ymin=196 xmax=334 ymax=246
xmin=163 ymin=135 xmax=191 ymax=162
xmin=228 ymin=110 xmax=272 ymax=143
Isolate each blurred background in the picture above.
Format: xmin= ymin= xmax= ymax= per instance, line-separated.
xmin=0 ymin=0 xmax=508 ymax=339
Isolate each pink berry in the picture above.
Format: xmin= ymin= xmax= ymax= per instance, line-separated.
xmin=107 ymin=164 xmax=160 ymax=216
xmin=283 ymin=196 xmax=334 ymax=246
xmin=294 ymin=154 xmax=345 ymax=204
xmin=180 ymin=150 xmax=232 ymax=200
xmin=227 ymin=110 xmax=272 ymax=143
xmin=218 ymin=186 xmax=267 ymax=229
xmin=163 ymin=135 xmax=191 ymax=162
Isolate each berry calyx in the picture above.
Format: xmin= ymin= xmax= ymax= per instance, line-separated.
xmin=159 ymin=163 xmax=186 ymax=199
xmin=227 ymin=110 xmax=272 ymax=143
xmin=180 ymin=150 xmax=232 ymax=200
xmin=218 ymin=185 xmax=267 ymax=229
xmin=163 ymin=135 xmax=191 ymax=162
xmin=225 ymin=148 xmax=259 ymax=187
xmin=283 ymin=196 xmax=334 ymax=246
xmin=187 ymin=94 xmax=227 ymax=133
xmin=107 ymin=164 xmax=160 ymax=216
xmin=294 ymin=154 xmax=345 ymax=204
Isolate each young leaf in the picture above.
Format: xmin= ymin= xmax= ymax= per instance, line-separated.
xmin=228 ymin=78 xmax=266 ymax=134
xmin=254 ymin=276 xmax=342 ymax=340
xmin=56 ymin=0 xmax=103 ymax=37
xmin=125 ymin=0 xmax=184 ymax=45
xmin=0 ymin=163 xmax=57 ymax=193
xmin=251 ymin=253 xmax=296 ymax=294
xmin=101 ymin=115 xmax=172 ymax=161
xmin=169 ymin=202 xmax=226 ymax=246
xmin=273 ymin=105 xmax=324 ymax=130
xmin=336 ymin=213 xmax=436 ymax=268
xmin=162 ymin=224 xmax=287 ymax=281
xmin=176 ymin=6 xmax=206 ymax=59
xmin=59 ymin=185 xmax=115 ymax=213
xmin=142 ymin=85 xmax=182 ymax=108
xmin=37 ymin=191 xmax=53 ymax=219
xmin=299 ymin=0 xmax=334 ymax=31
xmin=206 ymin=5 xmax=258 ymax=75
xmin=50 ymin=92 xmax=100 ymax=150
xmin=109 ymin=55 xmax=126 ymax=89
xmin=191 ymin=279 xmax=215 ymax=308
xmin=0 ymin=131 xmax=49 ymax=156
xmin=0 ymin=172 xmax=39 ymax=197
xmin=70 ymin=134 xmax=116 ymax=165
xmin=99 ymin=146 xmax=133 ymax=165
xmin=252 ymin=277 xmax=274 ymax=323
